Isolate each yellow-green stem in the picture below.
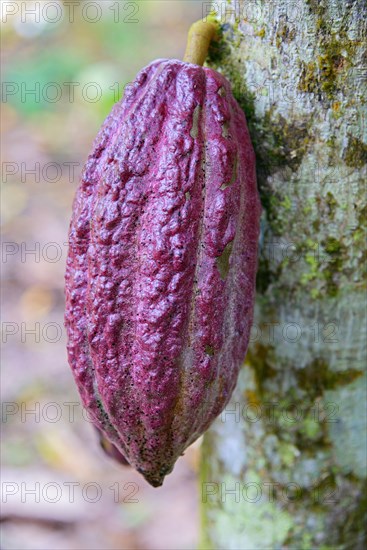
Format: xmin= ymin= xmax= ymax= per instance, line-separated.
xmin=183 ymin=20 xmax=218 ymax=66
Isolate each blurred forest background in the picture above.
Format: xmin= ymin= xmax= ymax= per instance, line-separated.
xmin=1 ymin=1 xmax=205 ymax=548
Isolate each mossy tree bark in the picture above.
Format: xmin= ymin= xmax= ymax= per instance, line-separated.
xmin=200 ymin=1 xmax=366 ymax=548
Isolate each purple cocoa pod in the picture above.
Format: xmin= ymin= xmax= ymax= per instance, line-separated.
xmin=65 ymin=59 xmax=261 ymax=487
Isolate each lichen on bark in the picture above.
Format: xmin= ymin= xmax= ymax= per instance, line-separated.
xmin=200 ymin=0 xmax=367 ymax=548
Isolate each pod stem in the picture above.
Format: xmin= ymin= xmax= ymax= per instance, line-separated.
xmin=183 ymin=20 xmax=219 ymax=66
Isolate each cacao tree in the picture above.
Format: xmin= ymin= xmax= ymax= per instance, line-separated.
xmin=200 ymin=0 xmax=367 ymax=548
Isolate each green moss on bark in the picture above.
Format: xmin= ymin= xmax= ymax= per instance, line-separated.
xmin=344 ymin=136 xmax=367 ymax=168
xmin=296 ymin=359 xmax=363 ymax=399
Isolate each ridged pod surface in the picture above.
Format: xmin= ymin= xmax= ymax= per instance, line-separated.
xmin=65 ymin=59 xmax=261 ymax=487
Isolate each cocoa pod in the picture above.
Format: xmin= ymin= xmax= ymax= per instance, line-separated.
xmin=65 ymin=58 xmax=261 ymax=487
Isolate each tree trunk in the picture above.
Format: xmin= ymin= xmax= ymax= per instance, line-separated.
xmin=200 ymin=1 xmax=366 ymax=548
